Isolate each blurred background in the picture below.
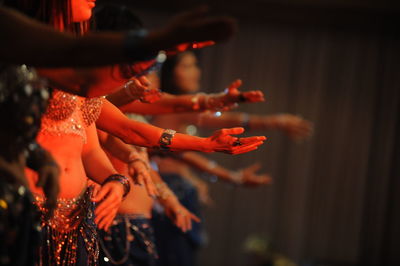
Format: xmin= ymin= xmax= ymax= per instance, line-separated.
xmin=101 ymin=1 xmax=399 ymax=265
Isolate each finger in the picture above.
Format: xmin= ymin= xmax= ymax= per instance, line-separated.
xmin=194 ymin=40 xmax=215 ymax=49
xmin=239 ymin=136 xmax=267 ymax=144
xmin=143 ymin=173 xmax=158 ymax=197
xmin=220 ymin=127 xmax=244 ymax=136
xmin=136 ymin=173 xmax=145 ymax=186
xmin=91 ymin=185 xmax=110 ymax=202
xmin=228 ymin=79 xmax=242 ymax=93
xmin=235 ymin=141 xmax=265 ymax=150
xmin=190 ymin=213 xmax=201 ymax=223
xmin=95 ymin=201 xmax=119 ymax=225
xmin=97 ymin=210 xmax=115 ymax=230
xmin=185 ymin=215 xmax=192 ymax=231
xmin=231 ymin=144 xmax=263 ymax=155
xmin=132 ymin=78 xmax=146 ymax=92
xmin=137 ymin=75 xmax=150 ymax=87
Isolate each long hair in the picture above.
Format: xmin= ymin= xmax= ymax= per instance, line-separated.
xmin=5 ymin=0 xmax=89 ymax=34
xmin=160 ymin=52 xmax=196 ymax=95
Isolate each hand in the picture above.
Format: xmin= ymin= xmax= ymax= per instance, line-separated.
xmin=167 ymin=41 xmax=215 ymax=56
xmin=206 ymin=80 xmax=265 ymax=111
xmin=207 ymin=127 xmax=266 ymax=154
xmin=34 ymin=150 xmax=60 ymax=219
xmin=238 ymin=163 xmax=272 ymax=186
xmin=128 ymin=160 xmax=158 ymax=197
xmin=224 ymin=79 xmax=265 ymax=105
xmin=274 ymin=114 xmax=314 ymax=141
xmin=125 ymin=76 xmax=162 ymax=103
xmin=92 ymin=181 xmax=124 ymax=231
xmin=165 ymin=203 xmax=201 ymax=232
xmin=160 ymin=6 xmax=237 ymax=47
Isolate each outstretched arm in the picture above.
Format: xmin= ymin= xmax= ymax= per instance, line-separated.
xmin=150 ymin=169 xmax=200 ymax=232
xmin=115 ymin=79 xmax=264 ymax=113
xmin=96 ymin=100 xmax=266 ymax=154
xmin=196 ymin=112 xmax=313 ymax=141
xmin=173 ymin=152 xmax=271 ymax=186
xmin=0 ymin=6 xmax=235 ymax=68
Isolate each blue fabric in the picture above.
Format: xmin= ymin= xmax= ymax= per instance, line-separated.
xmin=152 ymin=173 xmax=205 ymax=266
xmin=99 ymin=217 xmax=157 ymax=266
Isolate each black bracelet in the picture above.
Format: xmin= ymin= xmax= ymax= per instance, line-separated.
xmin=238 ymin=93 xmax=247 ymax=102
xmin=158 ymin=129 xmax=176 ymax=151
xmin=124 ymin=29 xmax=159 ymax=62
xmin=103 ymin=174 xmax=131 ymax=198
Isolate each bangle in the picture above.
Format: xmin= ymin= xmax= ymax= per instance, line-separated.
xmin=230 ymin=171 xmax=243 ymax=185
xmin=238 ymin=93 xmax=247 ymax=102
xmin=155 ymin=182 xmax=176 ymax=200
xmin=103 ymin=174 xmax=131 ymax=198
xmin=124 ymin=29 xmax=158 ymax=62
xmin=158 ymin=129 xmax=176 ymax=151
xmin=128 ymin=158 xmax=150 ymax=170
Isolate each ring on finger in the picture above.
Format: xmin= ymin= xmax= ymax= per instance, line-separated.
xmin=233 ymin=138 xmax=242 ymax=146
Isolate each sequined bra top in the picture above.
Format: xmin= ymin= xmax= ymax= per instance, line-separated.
xmin=39 ymin=89 xmax=104 ymax=143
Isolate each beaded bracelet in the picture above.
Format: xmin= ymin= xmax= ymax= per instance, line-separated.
xmin=103 ymin=174 xmax=131 ymax=198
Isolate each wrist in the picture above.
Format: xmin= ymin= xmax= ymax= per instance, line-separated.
xmin=229 ymin=170 xmax=244 ymax=185
xmin=103 ymin=174 xmax=131 ymax=198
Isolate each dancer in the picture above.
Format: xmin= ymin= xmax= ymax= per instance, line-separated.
xmin=8 ymin=1 xmax=265 ymax=265
xmin=0 ymin=65 xmax=54 ymax=265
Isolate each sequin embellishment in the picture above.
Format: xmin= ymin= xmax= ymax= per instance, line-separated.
xmin=39 ymin=89 xmax=104 ymax=143
xmin=34 ymin=188 xmax=99 ymax=265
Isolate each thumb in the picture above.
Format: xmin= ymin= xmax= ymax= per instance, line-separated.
xmin=227 ymin=79 xmax=242 ymax=94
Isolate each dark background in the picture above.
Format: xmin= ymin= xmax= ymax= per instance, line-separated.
xmin=101 ymin=1 xmax=400 ymax=265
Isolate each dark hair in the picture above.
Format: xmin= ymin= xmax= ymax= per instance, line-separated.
xmin=4 ymin=0 xmax=89 ymax=34
xmin=94 ymin=4 xmax=144 ymax=79
xmin=160 ymin=52 xmax=198 ymax=95
xmin=93 ymin=4 xmax=143 ymax=32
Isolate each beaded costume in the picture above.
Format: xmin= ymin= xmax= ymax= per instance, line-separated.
xmin=34 ymin=188 xmax=98 ymax=266
xmin=39 ymin=89 xmax=104 ymax=143
xmin=0 ymin=64 xmax=48 ymax=266
xmin=34 ymin=89 xmax=104 ymax=265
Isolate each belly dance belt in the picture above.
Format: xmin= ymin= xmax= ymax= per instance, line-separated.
xmin=34 ymin=187 xmax=99 ymax=265
xmin=99 ymin=214 xmax=158 ymax=266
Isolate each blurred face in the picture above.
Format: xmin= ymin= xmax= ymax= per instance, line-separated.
xmin=173 ymin=52 xmax=201 ymax=93
xmin=71 ymin=0 xmax=96 ymax=22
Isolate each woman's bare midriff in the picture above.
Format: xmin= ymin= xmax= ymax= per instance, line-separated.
xmin=109 ymin=155 xmax=153 ymax=217
xmin=26 ymin=134 xmax=88 ymax=198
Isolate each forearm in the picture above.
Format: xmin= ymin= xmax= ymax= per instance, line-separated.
xmin=178 ymin=152 xmax=232 ymax=181
xmin=119 ymin=92 xmax=228 ymax=115
xmin=98 ymin=130 xmax=136 ymax=163
xmin=197 ymin=112 xmax=281 ymax=131
xmin=150 ymin=170 xmax=180 ymax=207
xmin=82 ymin=125 xmax=118 ymax=184
xmin=97 ymin=100 xmax=212 ymax=152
